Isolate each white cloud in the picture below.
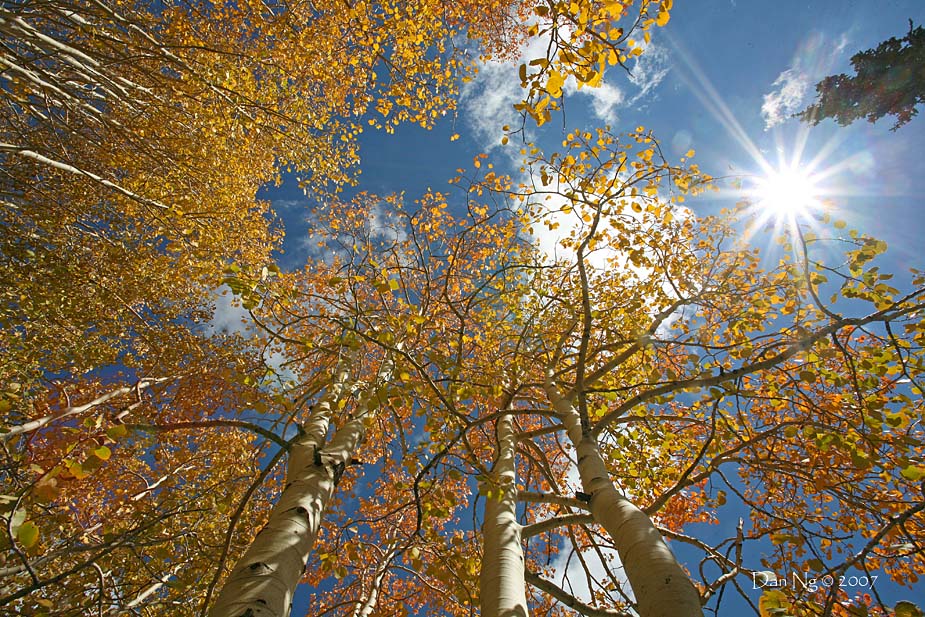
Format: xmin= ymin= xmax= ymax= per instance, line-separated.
xmin=294 ymin=232 xmax=340 ymax=264
xmin=273 ymin=198 xmax=304 ymax=211
xmin=761 ymin=68 xmax=811 ymax=130
xmin=262 ymin=348 xmax=297 ymax=387
xmin=461 ymin=31 xmax=672 ymax=152
xmin=206 ymin=288 xmax=299 ymax=387
xmin=521 ymin=169 xmax=610 ymax=269
xmin=460 ymin=32 xmax=551 ymax=151
xmin=761 ymin=31 xmax=850 ymax=130
xmin=293 ymin=228 xmax=347 ymax=266
xmin=522 ymin=165 xmax=686 ymax=276
xmin=208 ymin=287 xmax=253 ymax=336
xmin=545 ymin=451 xmax=632 ymax=609
xmin=549 ymin=543 xmax=632 ymax=608
xmin=292 ymin=199 xmax=408 ymax=264
xmin=565 ymin=79 xmax=625 ymax=123
xmin=461 ymin=63 xmax=522 ymax=149
xmin=627 ymin=42 xmax=671 ymax=105
xmin=519 ymin=163 xmax=697 ymax=353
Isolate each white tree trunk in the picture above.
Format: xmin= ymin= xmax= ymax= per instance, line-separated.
xmin=210 ymin=356 xmax=391 ymax=617
xmin=209 ymin=362 xmax=352 ymax=617
xmin=545 ymin=383 xmax=702 ymax=617
xmin=480 ymin=412 xmax=530 ymax=617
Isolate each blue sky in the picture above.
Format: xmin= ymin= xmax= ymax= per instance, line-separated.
xmin=261 ymin=1 xmax=925 ymax=614
xmin=271 ymin=0 xmax=925 ymax=273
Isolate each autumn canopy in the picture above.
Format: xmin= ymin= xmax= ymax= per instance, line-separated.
xmin=1 ymin=1 xmax=923 ymax=617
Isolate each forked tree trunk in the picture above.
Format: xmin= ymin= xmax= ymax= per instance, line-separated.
xmin=480 ymin=412 xmax=530 ymax=617
xmin=544 ymin=383 xmax=702 ymax=617
xmin=210 ymin=355 xmax=393 ymax=617
xmin=208 ymin=361 xmax=350 ymax=617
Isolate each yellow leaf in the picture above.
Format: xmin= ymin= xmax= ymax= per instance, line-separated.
xmin=17 ymin=521 xmax=39 ymax=548
xmin=895 ymin=601 xmax=924 ymax=617
xmin=759 ymin=589 xmax=790 ymax=617
xmin=546 ymin=69 xmax=565 ymax=98
xmin=65 ymin=460 xmax=88 ymax=480
xmin=604 ymin=0 xmax=623 ymax=17
xmin=106 ymin=425 xmax=128 ymax=440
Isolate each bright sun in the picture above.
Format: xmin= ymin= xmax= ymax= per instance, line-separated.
xmin=752 ymin=167 xmax=820 ymax=219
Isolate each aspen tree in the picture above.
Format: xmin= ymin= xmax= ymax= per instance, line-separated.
xmin=480 ymin=409 xmax=530 ymax=617
xmin=210 ymin=353 xmax=394 ymax=617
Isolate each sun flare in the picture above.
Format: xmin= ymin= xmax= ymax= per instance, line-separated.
xmin=752 ymin=167 xmax=820 ymax=219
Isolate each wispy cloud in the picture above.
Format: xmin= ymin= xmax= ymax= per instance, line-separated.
xmin=206 ymin=288 xmax=298 ymax=386
xmin=761 ymin=68 xmax=812 ymax=130
xmin=628 ymin=41 xmax=671 ymax=105
xmin=461 ymin=33 xmax=672 ymax=152
xmin=461 ymin=63 xmax=521 ymax=150
xmin=272 ymin=198 xmax=305 ymax=211
xmin=761 ymin=31 xmax=850 ymax=130
xmin=460 ymin=32 xmax=550 ymax=150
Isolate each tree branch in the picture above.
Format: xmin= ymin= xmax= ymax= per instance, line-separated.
xmin=525 ymin=570 xmax=631 ymax=617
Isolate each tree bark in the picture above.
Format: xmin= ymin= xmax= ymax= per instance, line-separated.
xmin=208 ymin=361 xmax=351 ymax=617
xmin=480 ymin=412 xmax=530 ymax=617
xmin=544 ymin=383 xmax=702 ymax=617
xmin=209 ymin=356 xmax=391 ymax=617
